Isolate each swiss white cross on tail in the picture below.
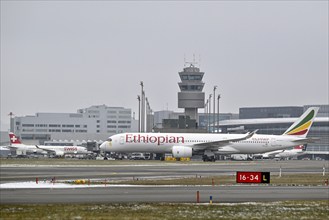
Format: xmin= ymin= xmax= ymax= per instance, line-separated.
xmin=100 ymin=107 xmax=320 ymax=161
xmin=9 ymin=132 xmax=22 ymax=144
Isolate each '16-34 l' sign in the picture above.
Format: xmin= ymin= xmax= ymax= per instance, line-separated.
xmin=236 ymin=172 xmax=270 ymax=184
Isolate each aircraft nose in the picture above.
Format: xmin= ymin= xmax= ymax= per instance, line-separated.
xmin=100 ymin=141 xmax=109 ymax=152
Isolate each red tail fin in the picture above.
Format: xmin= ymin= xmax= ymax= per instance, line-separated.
xmin=294 ymin=145 xmax=303 ymax=150
xmin=293 ymin=145 xmax=306 ymax=151
xmin=9 ymin=132 xmax=22 ymax=144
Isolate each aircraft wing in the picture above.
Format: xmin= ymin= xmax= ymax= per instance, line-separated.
xmin=264 ymin=150 xmax=284 ymax=157
xmin=6 ymin=145 xmax=18 ymax=150
xmin=192 ymin=130 xmax=257 ymax=151
xmin=7 ymin=145 xmax=40 ymax=153
xmin=0 ymin=146 xmax=10 ymax=150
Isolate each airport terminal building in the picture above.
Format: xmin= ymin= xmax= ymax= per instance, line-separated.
xmin=10 ymin=105 xmax=136 ymax=144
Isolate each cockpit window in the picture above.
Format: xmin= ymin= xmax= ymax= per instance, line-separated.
xmin=107 ymin=138 xmax=112 ymax=142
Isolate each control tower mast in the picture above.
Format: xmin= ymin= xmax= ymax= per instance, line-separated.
xmin=178 ymin=63 xmax=205 ymax=126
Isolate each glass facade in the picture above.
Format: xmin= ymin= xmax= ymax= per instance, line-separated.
xmin=239 ymin=106 xmax=303 ymax=119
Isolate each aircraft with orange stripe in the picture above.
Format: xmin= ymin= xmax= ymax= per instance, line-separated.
xmin=283 ymin=108 xmax=318 ymax=137
xmin=100 ymin=107 xmax=319 ymax=161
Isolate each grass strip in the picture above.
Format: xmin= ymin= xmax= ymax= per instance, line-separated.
xmin=1 ymin=201 xmax=328 ymax=220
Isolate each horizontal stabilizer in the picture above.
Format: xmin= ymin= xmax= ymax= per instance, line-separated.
xmin=292 ymin=137 xmax=319 ymax=143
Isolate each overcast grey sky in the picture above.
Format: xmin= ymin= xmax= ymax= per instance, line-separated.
xmin=1 ymin=1 xmax=328 ymax=130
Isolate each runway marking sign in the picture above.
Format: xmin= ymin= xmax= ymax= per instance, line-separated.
xmin=236 ymin=172 xmax=270 ymax=184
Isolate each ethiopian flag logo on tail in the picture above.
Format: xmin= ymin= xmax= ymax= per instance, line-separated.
xmin=283 ymin=108 xmax=317 ymax=136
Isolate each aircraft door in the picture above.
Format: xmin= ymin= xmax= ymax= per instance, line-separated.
xmin=262 ymin=139 xmax=269 ymax=148
xmin=120 ymin=136 xmax=124 ymax=145
xmin=270 ymin=138 xmax=277 ymax=147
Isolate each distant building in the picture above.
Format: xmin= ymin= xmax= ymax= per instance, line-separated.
xmin=153 ymin=110 xmax=175 ymax=129
xmin=304 ymin=105 xmax=329 ymax=117
xmin=239 ymin=106 xmax=303 ymax=119
xmin=239 ymin=105 xmax=329 ymax=119
xmin=11 ymin=105 xmax=136 ymax=144
xmin=153 ymin=110 xmax=238 ymax=131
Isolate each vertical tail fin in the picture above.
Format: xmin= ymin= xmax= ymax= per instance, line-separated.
xmin=9 ymin=132 xmax=22 ymax=144
xmin=293 ymin=145 xmax=305 ymax=152
xmin=283 ymin=107 xmax=319 ymax=137
xmin=293 ymin=145 xmax=304 ymax=150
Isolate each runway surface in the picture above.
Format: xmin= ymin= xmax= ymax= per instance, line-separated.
xmin=1 ymin=160 xmax=326 ymax=183
xmin=1 ymin=160 xmax=328 ymax=204
xmin=1 ymin=185 xmax=328 ymax=204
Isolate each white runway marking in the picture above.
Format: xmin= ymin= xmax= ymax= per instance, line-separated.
xmin=0 ymin=181 xmax=201 ymax=189
xmin=0 ymin=181 xmax=99 ymax=189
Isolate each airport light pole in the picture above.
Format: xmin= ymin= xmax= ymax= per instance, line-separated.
xmin=142 ymin=91 xmax=146 ymax=132
xmin=213 ymin=86 xmax=217 ymax=132
xmin=8 ymin=112 xmax=15 ymax=132
xmin=150 ymin=108 xmax=154 ymax=131
xmin=204 ymin=100 xmax=208 ymax=131
xmin=146 ymin=97 xmax=149 ymax=132
xmin=217 ymin=94 xmax=221 ymax=133
xmin=137 ymin=95 xmax=141 ymax=132
xmin=140 ymin=81 xmax=144 ymax=132
xmin=208 ymin=94 xmax=212 ymax=133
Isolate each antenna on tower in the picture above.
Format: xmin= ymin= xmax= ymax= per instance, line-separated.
xmin=199 ymin=54 xmax=201 ymax=68
xmin=184 ymin=54 xmax=198 ymax=67
xmin=184 ymin=54 xmax=186 ymax=67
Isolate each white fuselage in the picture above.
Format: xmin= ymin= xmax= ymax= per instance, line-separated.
xmin=10 ymin=144 xmax=88 ymax=155
xmin=100 ymin=132 xmax=306 ymax=155
xmin=39 ymin=145 xmax=89 ymax=154
xmin=9 ymin=144 xmax=43 ymax=154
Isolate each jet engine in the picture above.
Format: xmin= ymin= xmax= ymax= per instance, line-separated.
xmin=54 ymin=151 xmax=64 ymax=157
xmin=172 ymin=146 xmax=192 ymax=158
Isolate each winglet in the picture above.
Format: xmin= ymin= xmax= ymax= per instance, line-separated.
xmin=283 ymin=107 xmax=319 ymax=137
xmin=246 ymin=129 xmax=258 ymax=139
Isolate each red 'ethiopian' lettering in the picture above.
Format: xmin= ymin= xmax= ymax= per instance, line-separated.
xmin=125 ymin=134 xmax=184 ymax=145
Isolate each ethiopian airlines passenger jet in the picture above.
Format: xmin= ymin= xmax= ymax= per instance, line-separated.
xmin=100 ymin=107 xmax=319 ymax=160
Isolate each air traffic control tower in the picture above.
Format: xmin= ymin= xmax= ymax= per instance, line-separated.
xmin=178 ymin=64 xmax=205 ymax=126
